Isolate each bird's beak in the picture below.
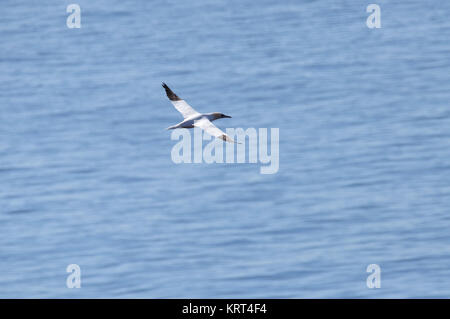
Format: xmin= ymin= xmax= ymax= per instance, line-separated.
xmin=223 ymin=115 xmax=232 ymax=118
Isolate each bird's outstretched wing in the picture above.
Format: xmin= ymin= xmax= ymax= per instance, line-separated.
xmin=194 ymin=117 xmax=237 ymax=143
xmin=162 ymin=83 xmax=200 ymax=119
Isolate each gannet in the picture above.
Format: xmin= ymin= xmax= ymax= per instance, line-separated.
xmin=162 ymin=83 xmax=237 ymax=143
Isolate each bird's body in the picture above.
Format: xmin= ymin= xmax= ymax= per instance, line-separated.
xmin=167 ymin=113 xmax=228 ymax=130
xmin=162 ymin=83 xmax=236 ymax=143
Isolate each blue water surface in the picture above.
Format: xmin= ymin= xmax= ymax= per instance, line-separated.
xmin=1 ymin=0 xmax=450 ymax=298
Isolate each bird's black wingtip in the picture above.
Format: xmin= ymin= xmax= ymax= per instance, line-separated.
xmin=161 ymin=82 xmax=181 ymax=101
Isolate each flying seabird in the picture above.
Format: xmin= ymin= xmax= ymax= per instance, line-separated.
xmin=162 ymin=83 xmax=237 ymax=143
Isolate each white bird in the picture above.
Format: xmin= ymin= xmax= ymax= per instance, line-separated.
xmin=162 ymin=83 xmax=237 ymax=143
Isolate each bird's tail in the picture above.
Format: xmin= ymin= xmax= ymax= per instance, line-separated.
xmin=166 ymin=125 xmax=177 ymax=130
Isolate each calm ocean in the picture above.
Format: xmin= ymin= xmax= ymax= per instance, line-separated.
xmin=1 ymin=0 xmax=449 ymax=297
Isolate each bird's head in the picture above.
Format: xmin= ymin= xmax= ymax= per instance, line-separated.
xmin=214 ymin=112 xmax=232 ymax=119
